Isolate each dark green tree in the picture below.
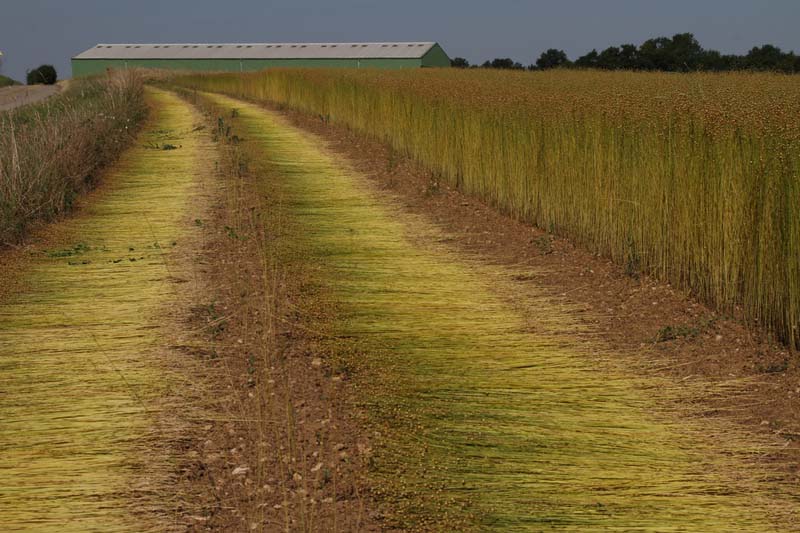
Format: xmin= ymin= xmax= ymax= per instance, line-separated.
xmin=638 ymin=36 xmax=676 ymax=70
xmin=618 ymin=44 xmax=639 ymax=69
xmin=569 ymin=33 xmax=799 ymax=73
xmin=451 ymin=57 xmax=470 ymax=68
xmin=637 ymin=33 xmax=704 ymax=71
xmin=574 ymin=49 xmax=599 ymax=68
xmin=577 ymin=44 xmax=639 ymax=70
xmin=697 ymin=50 xmax=740 ymax=71
xmin=669 ymin=33 xmax=705 ymax=70
xmin=597 ymin=46 xmax=622 ymax=69
xmin=26 ymin=64 xmax=57 ymax=85
xmin=482 ymin=58 xmax=524 ymax=70
xmin=535 ymin=49 xmax=570 ymax=70
xmin=743 ymin=45 xmax=796 ymax=71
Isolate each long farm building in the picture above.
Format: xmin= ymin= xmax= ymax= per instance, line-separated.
xmin=71 ymin=42 xmax=451 ymax=77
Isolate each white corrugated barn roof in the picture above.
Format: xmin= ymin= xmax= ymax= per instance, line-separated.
xmin=74 ymin=42 xmax=438 ymax=60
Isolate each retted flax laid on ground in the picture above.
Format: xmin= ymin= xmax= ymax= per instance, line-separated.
xmin=0 ymin=88 xmax=214 ymax=531
xmin=201 ymin=92 xmax=799 ymax=532
xmin=175 ymin=69 xmax=800 ymax=349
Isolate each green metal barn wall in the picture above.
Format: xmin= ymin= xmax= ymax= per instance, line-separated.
xmin=71 ymin=56 xmax=437 ymax=77
xmin=421 ymin=44 xmax=451 ymax=67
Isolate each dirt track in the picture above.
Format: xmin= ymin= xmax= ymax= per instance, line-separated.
xmin=0 ymin=83 xmax=61 ymax=111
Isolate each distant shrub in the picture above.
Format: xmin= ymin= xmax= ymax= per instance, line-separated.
xmin=26 ymin=65 xmax=57 ymax=85
xmin=0 ymin=75 xmax=19 ymax=88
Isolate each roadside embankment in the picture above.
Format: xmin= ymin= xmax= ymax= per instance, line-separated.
xmin=0 ymin=73 xmax=145 ymax=245
xmin=0 ymin=82 xmax=61 ymax=112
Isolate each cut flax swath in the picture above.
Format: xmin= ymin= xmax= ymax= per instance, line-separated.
xmin=202 ymin=92 xmax=799 ymax=531
xmin=0 ymin=88 xmax=216 ymax=531
xmin=173 ymin=70 xmax=800 ymax=349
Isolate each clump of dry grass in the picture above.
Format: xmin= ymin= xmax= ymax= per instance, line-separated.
xmin=0 ymin=71 xmax=146 ymax=245
xmin=171 ymin=69 xmax=800 ymax=349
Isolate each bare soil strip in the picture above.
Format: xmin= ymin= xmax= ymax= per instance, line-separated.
xmin=200 ymin=92 xmax=799 ymax=532
xmin=176 ymin=91 xmax=379 ymax=532
xmin=0 ymin=88 xmax=216 ymax=531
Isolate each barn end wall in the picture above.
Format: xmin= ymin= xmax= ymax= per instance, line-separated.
xmin=421 ymin=44 xmax=452 ymax=67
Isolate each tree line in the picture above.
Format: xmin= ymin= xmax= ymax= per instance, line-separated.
xmin=451 ymin=33 xmax=800 ymax=73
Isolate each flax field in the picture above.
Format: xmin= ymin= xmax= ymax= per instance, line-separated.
xmin=174 ymin=69 xmax=800 ymax=348
xmin=198 ymin=91 xmax=799 ymax=532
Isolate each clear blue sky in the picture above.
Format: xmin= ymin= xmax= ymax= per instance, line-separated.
xmin=1 ymin=0 xmax=799 ymax=81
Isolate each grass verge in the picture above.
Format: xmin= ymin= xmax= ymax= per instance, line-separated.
xmin=0 ymin=72 xmax=146 ymax=245
xmin=0 ymin=75 xmax=20 ymax=88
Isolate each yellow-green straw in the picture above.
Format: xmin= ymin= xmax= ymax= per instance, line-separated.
xmin=0 ymin=88 xmax=214 ymax=532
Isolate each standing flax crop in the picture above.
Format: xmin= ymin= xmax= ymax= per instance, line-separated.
xmin=172 ymin=69 xmax=800 ymax=348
